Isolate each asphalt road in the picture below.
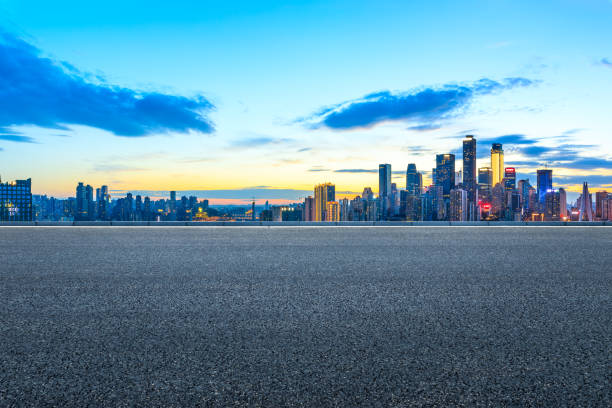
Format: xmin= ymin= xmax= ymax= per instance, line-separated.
xmin=1 ymin=227 xmax=611 ymax=407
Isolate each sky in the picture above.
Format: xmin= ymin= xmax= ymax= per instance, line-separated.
xmin=0 ymin=0 xmax=611 ymax=203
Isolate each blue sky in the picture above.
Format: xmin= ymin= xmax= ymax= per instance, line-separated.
xmin=0 ymin=0 xmax=611 ymax=202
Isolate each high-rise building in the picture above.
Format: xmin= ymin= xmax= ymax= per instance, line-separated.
xmin=378 ymin=164 xmax=392 ymax=220
xmin=0 ymin=177 xmax=33 ymax=221
xmin=518 ymin=179 xmax=532 ymax=211
xmin=544 ymin=191 xmax=561 ymax=221
xmin=325 ymin=201 xmax=339 ymax=222
xmin=75 ymin=182 xmax=92 ymax=221
xmin=379 ymin=164 xmax=391 ymax=198
xmin=491 ymin=183 xmax=506 ymax=219
xmin=595 ymin=191 xmax=609 ymax=220
xmin=536 ymin=169 xmax=553 ymax=207
xmin=450 ymin=188 xmax=468 ymax=221
xmin=435 ymin=154 xmax=455 ymax=198
xmin=504 ymin=168 xmax=516 ymax=191
xmin=578 ymin=182 xmax=593 ymax=221
xmin=406 ymin=163 xmax=422 ymax=195
xmin=478 ymin=167 xmax=493 ymax=204
xmin=303 ymin=196 xmax=315 ymax=221
xmin=559 ymin=188 xmax=567 ymax=219
xmin=491 ymin=143 xmax=504 ymax=187
xmin=314 ymin=183 xmax=335 ymax=221
xmin=462 ymin=135 xmax=477 ymax=204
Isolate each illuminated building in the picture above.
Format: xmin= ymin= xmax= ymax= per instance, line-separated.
xmin=463 ymin=136 xmax=477 ymax=219
xmin=400 ymin=190 xmax=421 ymax=221
xmin=379 ymin=164 xmax=391 ymax=219
xmin=544 ymin=191 xmax=561 ymax=221
xmin=491 ymin=183 xmax=505 ymax=219
xmin=536 ymin=169 xmax=553 ymax=207
xmin=559 ymin=188 xmax=567 ymax=219
xmin=325 ymin=201 xmax=339 ymax=222
xmin=0 ymin=177 xmax=33 ymax=221
xmin=504 ymin=168 xmax=516 ymax=191
xmin=435 ymin=154 xmax=455 ymax=199
xmin=75 ymin=182 xmax=94 ymax=221
xmin=578 ymin=182 xmax=594 ymax=221
xmin=490 ymin=143 xmax=504 ymax=186
xmin=378 ymin=164 xmax=391 ymax=197
xmin=314 ymin=183 xmax=335 ymax=221
xmin=405 ymin=163 xmax=422 ymax=195
xmin=518 ymin=179 xmax=533 ymax=212
xmin=449 ymin=188 xmax=467 ymax=221
xmin=478 ymin=167 xmax=493 ymax=204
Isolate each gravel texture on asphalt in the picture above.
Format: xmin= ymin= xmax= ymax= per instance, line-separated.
xmin=1 ymin=226 xmax=611 ymax=407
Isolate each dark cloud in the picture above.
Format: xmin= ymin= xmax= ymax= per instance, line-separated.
xmin=0 ymin=130 xmax=38 ymax=143
xmin=0 ymin=30 xmax=214 ymax=137
xmin=308 ymin=168 xmax=330 ymax=172
xmin=555 ymin=175 xmax=612 ymax=185
xmin=334 ymin=169 xmax=378 ymax=173
xmin=407 ymin=123 xmax=442 ymax=132
xmin=300 ymin=77 xmax=536 ymax=130
xmin=297 ymin=147 xmax=312 ymax=152
xmin=478 ymin=134 xmax=535 ymax=145
xmin=601 ymin=58 xmax=612 ymax=69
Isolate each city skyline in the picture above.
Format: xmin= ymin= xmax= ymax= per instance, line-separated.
xmin=0 ymin=1 xmax=611 ymax=200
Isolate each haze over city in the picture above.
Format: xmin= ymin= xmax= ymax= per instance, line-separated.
xmin=0 ymin=0 xmax=611 ymax=203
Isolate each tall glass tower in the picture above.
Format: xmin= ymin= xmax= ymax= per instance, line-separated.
xmin=435 ymin=154 xmax=455 ymax=198
xmin=378 ymin=164 xmax=391 ymax=198
xmin=462 ymin=135 xmax=477 ymax=203
xmin=491 ymin=143 xmax=504 ymax=187
xmin=537 ymin=169 xmax=553 ymax=206
xmin=405 ymin=163 xmax=421 ymax=195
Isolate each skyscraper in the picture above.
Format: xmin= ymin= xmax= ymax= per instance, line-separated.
xmin=544 ymin=191 xmax=561 ymax=221
xmin=559 ymin=188 xmax=567 ymax=219
xmin=536 ymin=169 xmax=553 ymax=206
xmin=325 ymin=201 xmax=339 ymax=222
xmin=595 ymin=191 xmax=609 ymax=220
xmin=435 ymin=154 xmax=455 ymax=198
xmin=478 ymin=167 xmax=493 ymax=203
xmin=405 ymin=163 xmax=421 ymax=195
xmin=314 ymin=183 xmax=335 ymax=221
xmin=303 ymin=196 xmax=315 ymax=221
xmin=504 ymin=167 xmax=516 ymax=191
xmin=462 ymin=135 xmax=477 ymax=203
xmin=578 ymin=182 xmax=593 ymax=221
xmin=450 ymin=188 xmax=468 ymax=221
xmin=75 ymin=182 xmax=90 ymax=221
xmin=0 ymin=177 xmax=33 ymax=221
xmin=491 ymin=143 xmax=504 ymax=187
xmin=379 ymin=164 xmax=391 ymax=198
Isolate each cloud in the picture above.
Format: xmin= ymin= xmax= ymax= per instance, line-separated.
xmin=231 ymin=137 xmax=292 ymax=148
xmin=92 ymin=164 xmax=147 ymax=172
xmin=0 ymin=134 xmax=38 ymax=143
xmin=600 ymin=58 xmax=612 ymax=69
xmin=407 ymin=123 xmax=442 ymax=132
xmin=0 ymin=30 xmax=214 ymax=137
xmin=555 ymin=175 xmax=612 ymax=185
xmin=297 ymin=147 xmax=312 ymax=152
xmin=478 ymin=134 xmax=536 ymax=145
xmin=308 ymin=168 xmax=330 ymax=172
xmin=334 ymin=169 xmax=378 ymax=173
xmin=300 ymin=77 xmax=536 ymax=130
